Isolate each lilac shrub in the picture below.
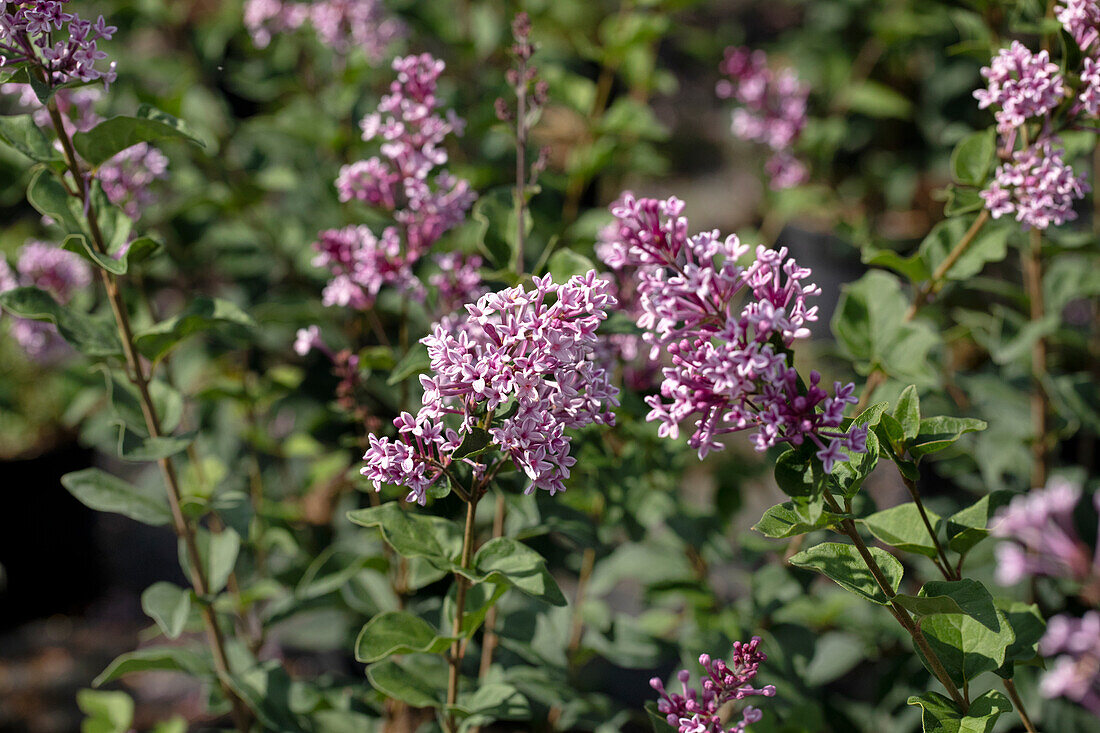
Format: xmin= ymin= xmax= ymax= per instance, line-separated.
xmin=604 ymin=194 xmax=866 ymax=467
xmin=651 ymin=637 xmax=776 ymax=733
xmin=244 ymin=0 xmax=402 ymax=59
xmin=0 ymin=1 xmax=116 ymax=86
xmin=1040 ymin=612 xmax=1100 ymax=716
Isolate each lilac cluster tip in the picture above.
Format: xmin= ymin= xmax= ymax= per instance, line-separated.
xmin=650 ymin=637 xmax=776 ymax=733
xmin=0 ymin=1 xmax=117 ymax=88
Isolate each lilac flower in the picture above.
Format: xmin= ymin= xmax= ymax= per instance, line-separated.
xmin=607 ymin=194 xmax=866 ymax=464
xmin=294 ymin=325 xmax=326 ymax=357
xmin=717 ymin=47 xmax=809 ymax=190
xmin=429 ymin=252 xmax=486 ymax=316
xmin=361 ymin=272 xmax=619 ymax=504
xmin=0 ymin=240 xmax=91 ymax=362
xmin=245 ymin=0 xmax=402 ymax=60
xmin=337 ymin=54 xmax=475 ymax=257
xmin=1039 ymin=612 xmax=1100 ymax=716
xmin=992 ymin=477 xmax=1100 ymax=586
xmin=97 ymin=143 xmax=169 ymax=220
xmin=1 ymin=83 xmax=100 ymax=132
xmin=1057 ymin=0 xmax=1100 ymax=53
xmin=1079 ymin=56 xmax=1100 ymax=116
xmin=0 ymin=1 xmax=117 ymax=88
xmin=312 ymin=225 xmax=423 ymax=310
xmin=650 ymin=637 xmax=776 ymax=733
xmin=973 ymin=41 xmax=1067 ymax=136
xmin=981 ymin=138 xmax=1089 ymax=230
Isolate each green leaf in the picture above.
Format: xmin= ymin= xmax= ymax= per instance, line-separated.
xmin=547 ymin=249 xmax=595 ymax=283
xmin=141 ymin=582 xmax=191 ymax=639
xmin=132 ymin=297 xmax=254 ymax=361
xmin=73 ymin=106 xmax=204 ymax=167
xmin=788 ymin=542 xmax=902 ymax=605
xmin=181 ymin=528 xmax=240 ymax=595
xmin=467 ymin=537 xmax=567 ymax=606
xmin=832 ymin=270 xmax=939 ymax=383
xmin=450 ymin=681 xmax=531 ymax=730
xmin=63 ymin=233 xmax=162 ymax=276
xmin=893 ymin=385 xmax=921 ymax=441
xmin=907 ymin=690 xmax=1011 ymax=733
xmin=452 ymin=427 xmax=494 ymax=460
xmin=920 ymin=602 xmax=1015 ymax=687
xmin=387 ymin=343 xmax=430 ymax=386
xmin=996 ymin=601 xmax=1045 ymax=677
xmin=774 ymin=446 xmax=816 ymax=497
xmin=26 ymin=167 xmax=88 ymax=236
xmin=918 ymin=216 xmax=1012 ymax=283
xmin=943 ymin=186 xmax=985 ymax=217
xmin=909 ymin=416 xmax=987 ymax=458
xmin=894 ymin=593 xmax=966 ymax=617
xmin=100 ymin=368 xmax=183 ymax=435
xmin=946 ymin=490 xmax=1014 ymax=555
xmin=0 ymin=286 xmax=121 ymax=357
xmin=753 ymin=500 xmax=843 ymax=538
xmin=77 ymin=689 xmax=133 ymax=733
xmin=861 ymin=246 xmax=930 ymax=284
xmin=950 ymin=128 xmax=996 ymax=186
xmin=830 ymin=427 xmax=881 ymax=498
xmin=116 ymin=427 xmax=196 ymax=462
xmin=918 ymin=579 xmax=1000 ymax=629
xmin=61 ymin=469 xmax=171 ymax=526
xmin=0 ymin=114 xmax=64 ymax=164
xmin=348 ymin=502 xmax=455 ymax=564
xmin=473 ymin=187 xmax=530 ymax=271
xmin=354 ymin=611 xmax=457 ymax=663
xmin=93 ymin=646 xmax=208 ymax=686
xmin=861 ymin=502 xmax=941 ymax=558
xmin=366 ymin=657 xmax=445 ymax=709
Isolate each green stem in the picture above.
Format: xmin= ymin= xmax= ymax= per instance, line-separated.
xmin=899 ymin=474 xmax=957 ymax=580
xmin=45 ymin=98 xmax=253 ymax=732
xmin=1003 ymin=678 xmax=1039 ymax=733
xmin=446 ymin=494 xmax=480 ymax=732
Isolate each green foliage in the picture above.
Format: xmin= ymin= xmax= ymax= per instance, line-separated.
xmin=72 ymin=106 xmax=204 ymax=166
xmin=132 ymin=297 xmax=255 ymax=361
xmin=141 ymin=582 xmax=192 ymax=638
xmin=0 ymin=286 xmax=121 ymax=357
xmin=61 ymin=468 xmax=171 ymax=526
xmin=861 ymin=503 xmax=942 ymax=558
xmin=77 ymin=689 xmax=133 ymax=733
xmin=950 ymin=129 xmax=996 ymax=187
xmin=789 ymin=542 xmax=902 ymax=605
xmin=355 ymin=611 xmax=457 ymax=663
xmin=907 ymin=690 xmax=1011 ymax=733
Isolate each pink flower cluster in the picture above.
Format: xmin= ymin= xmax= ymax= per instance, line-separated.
xmin=981 ymin=139 xmax=1090 ymax=230
xmin=312 ymin=225 xmax=421 ymax=309
xmin=244 ymin=0 xmax=402 ymax=60
xmin=0 ymin=240 xmax=91 ymax=362
xmin=605 ymin=194 xmax=866 ymax=468
xmin=337 ymin=54 xmax=476 ymax=254
xmin=992 ymin=477 xmax=1100 ymax=586
xmin=429 ymin=252 xmax=486 ymax=317
xmin=716 ymin=47 xmax=808 ymax=190
xmin=974 ymin=42 xmax=1066 ymax=136
xmin=650 ymin=637 xmax=776 ymax=733
xmin=1058 ymin=0 xmax=1100 ymax=53
xmin=1040 ymin=612 xmax=1100 ymax=716
xmin=316 ymin=54 xmax=475 ymax=311
xmin=0 ymin=1 xmax=116 ymax=87
xmin=361 ymin=272 xmax=619 ymax=504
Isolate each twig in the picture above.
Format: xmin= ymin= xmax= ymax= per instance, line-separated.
xmin=446 ymin=495 xmax=480 ymax=732
xmin=1003 ymin=678 xmax=1039 ymax=733
xmin=1023 ymin=227 xmax=1049 ymax=487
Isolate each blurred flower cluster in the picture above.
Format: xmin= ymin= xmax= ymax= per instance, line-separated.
xmin=244 ymin=0 xmax=402 ymax=59
xmin=0 ymin=241 xmax=90 ymax=362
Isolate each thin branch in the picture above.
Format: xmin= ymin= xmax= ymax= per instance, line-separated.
xmin=446 ymin=495 xmax=480 ymax=732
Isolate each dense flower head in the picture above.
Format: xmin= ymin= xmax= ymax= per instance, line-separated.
xmin=992 ymin=477 xmax=1100 ymax=586
xmin=607 ymin=194 xmax=865 ymax=466
xmin=1039 ymin=612 xmax=1100 ymax=716
xmin=244 ymin=0 xmax=402 ymax=59
xmin=1079 ymin=56 xmax=1100 ymax=116
xmin=429 ymin=252 xmax=486 ymax=316
xmin=1058 ymin=0 xmax=1100 ymax=53
xmin=716 ymin=46 xmax=808 ymax=189
xmin=974 ymin=41 xmax=1067 ymax=135
xmin=981 ymin=138 xmax=1090 ymax=230
xmin=650 ymin=637 xmax=776 ymax=733
xmin=0 ymin=240 xmax=91 ymax=362
xmin=0 ymin=1 xmax=117 ymax=87
xmin=312 ymin=225 xmax=422 ymax=309
xmin=361 ymin=271 xmax=619 ymax=504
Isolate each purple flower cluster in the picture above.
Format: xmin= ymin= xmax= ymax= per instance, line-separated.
xmin=337 ymin=54 xmax=475 ymax=255
xmin=981 ymin=138 xmax=1090 ymax=230
xmin=0 ymin=1 xmax=116 ymax=88
xmin=429 ymin=252 xmax=486 ymax=317
xmin=312 ymin=225 xmax=421 ymax=309
xmin=361 ymin=272 xmax=619 ymax=504
xmin=974 ymin=42 xmax=1066 ymax=136
xmin=992 ymin=477 xmax=1100 ymax=586
xmin=0 ymin=240 xmax=91 ymax=362
xmin=1040 ymin=612 xmax=1100 ymax=716
xmin=98 ymin=143 xmax=169 ymax=220
xmin=650 ymin=637 xmax=776 ymax=733
xmin=716 ymin=47 xmax=808 ymax=190
xmin=605 ymin=194 xmax=866 ymax=468
xmin=244 ymin=0 xmax=402 ymax=60
xmin=1058 ymin=0 xmax=1100 ymax=53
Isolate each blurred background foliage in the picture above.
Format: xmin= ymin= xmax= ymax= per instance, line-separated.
xmin=1 ymin=0 xmax=1098 ymax=731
